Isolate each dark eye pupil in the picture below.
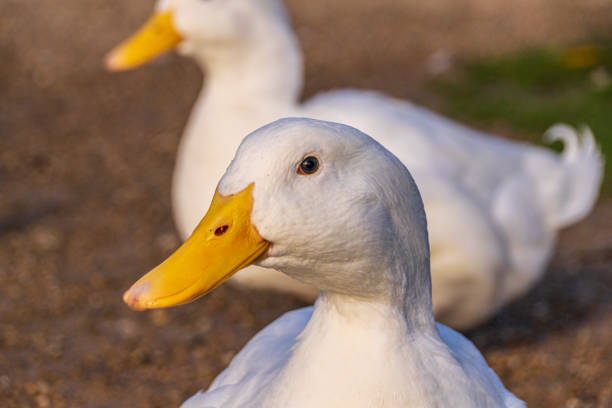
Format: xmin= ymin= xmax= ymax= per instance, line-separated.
xmin=300 ymin=157 xmax=319 ymax=174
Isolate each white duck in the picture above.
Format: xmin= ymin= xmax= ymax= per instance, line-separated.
xmin=107 ymin=0 xmax=603 ymax=329
xmin=123 ymin=118 xmax=525 ymax=407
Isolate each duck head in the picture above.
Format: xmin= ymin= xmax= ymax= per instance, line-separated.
xmin=124 ymin=118 xmax=432 ymax=313
xmin=105 ymin=0 xmax=294 ymax=71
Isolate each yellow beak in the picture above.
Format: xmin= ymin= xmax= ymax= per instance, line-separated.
xmin=105 ymin=10 xmax=182 ymax=71
xmin=123 ymin=184 xmax=269 ymax=310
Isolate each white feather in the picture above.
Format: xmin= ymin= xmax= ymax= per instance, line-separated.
xmin=149 ymin=0 xmax=603 ymax=328
xmin=179 ymin=118 xmax=524 ymax=407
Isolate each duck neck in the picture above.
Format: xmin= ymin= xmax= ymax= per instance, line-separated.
xmin=191 ymin=23 xmax=302 ymax=111
xmin=316 ymin=236 xmax=437 ymax=334
xmin=262 ymin=292 xmax=439 ymax=407
xmin=385 ymin=238 xmax=436 ymax=331
xmin=316 ymin=290 xmax=437 ymax=335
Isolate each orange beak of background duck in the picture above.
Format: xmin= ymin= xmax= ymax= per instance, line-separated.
xmin=123 ymin=184 xmax=269 ymax=311
xmin=105 ymin=10 xmax=183 ymax=71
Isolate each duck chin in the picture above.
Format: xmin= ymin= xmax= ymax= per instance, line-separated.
xmin=258 ymin=254 xmax=390 ymax=299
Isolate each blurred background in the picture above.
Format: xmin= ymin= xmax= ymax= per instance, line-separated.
xmin=1 ymin=0 xmax=611 ymax=406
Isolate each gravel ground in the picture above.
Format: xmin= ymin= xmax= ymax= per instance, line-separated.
xmin=1 ymin=0 xmax=611 ymax=407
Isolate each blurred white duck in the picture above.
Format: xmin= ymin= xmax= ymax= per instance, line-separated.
xmin=124 ymin=118 xmax=525 ymax=407
xmin=107 ymin=0 xmax=603 ymax=328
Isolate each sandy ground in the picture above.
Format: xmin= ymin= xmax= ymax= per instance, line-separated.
xmin=1 ymin=0 xmax=611 ymax=407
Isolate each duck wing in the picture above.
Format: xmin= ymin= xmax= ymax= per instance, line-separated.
xmin=181 ymin=307 xmax=313 ymax=408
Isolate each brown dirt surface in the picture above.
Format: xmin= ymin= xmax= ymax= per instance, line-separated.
xmin=1 ymin=0 xmax=611 ymax=407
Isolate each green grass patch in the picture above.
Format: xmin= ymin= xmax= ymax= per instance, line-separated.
xmin=431 ymin=44 xmax=611 ymax=194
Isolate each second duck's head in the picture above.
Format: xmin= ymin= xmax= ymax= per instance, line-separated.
xmin=105 ymin=0 xmax=298 ymax=73
xmin=124 ymin=118 xmax=431 ymax=313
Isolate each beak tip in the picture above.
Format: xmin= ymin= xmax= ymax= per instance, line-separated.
xmin=104 ymin=52 xmax=124 ymax=72
xmin=123 ymin=282 xmax=151 ymax=311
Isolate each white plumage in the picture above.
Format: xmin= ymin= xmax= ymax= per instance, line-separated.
xmin=111 ymin=0 xmax=603 ymax=329
xmin=176 ymin=118 xmax=524 ymax=407
xmin=182 ymin=306 xmax=524 ymax=408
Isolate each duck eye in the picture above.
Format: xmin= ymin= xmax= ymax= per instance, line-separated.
xmin=297 ymin=156 xmax=319 ymax=175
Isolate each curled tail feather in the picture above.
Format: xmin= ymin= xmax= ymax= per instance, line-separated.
xmin=544 ymin=124 xmax=604 ymax=228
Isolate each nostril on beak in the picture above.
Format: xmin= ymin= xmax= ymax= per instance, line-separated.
xmin=214 ymin=225 xmax=229 ymax=236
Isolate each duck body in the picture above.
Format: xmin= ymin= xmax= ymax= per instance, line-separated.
xmin=183 ymin=300 xmax=523 ymax=408
xmin=109 ymin=0 xmax=603 ymax=329
xmin=124 ymin=118 xmax=524 ymax=407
